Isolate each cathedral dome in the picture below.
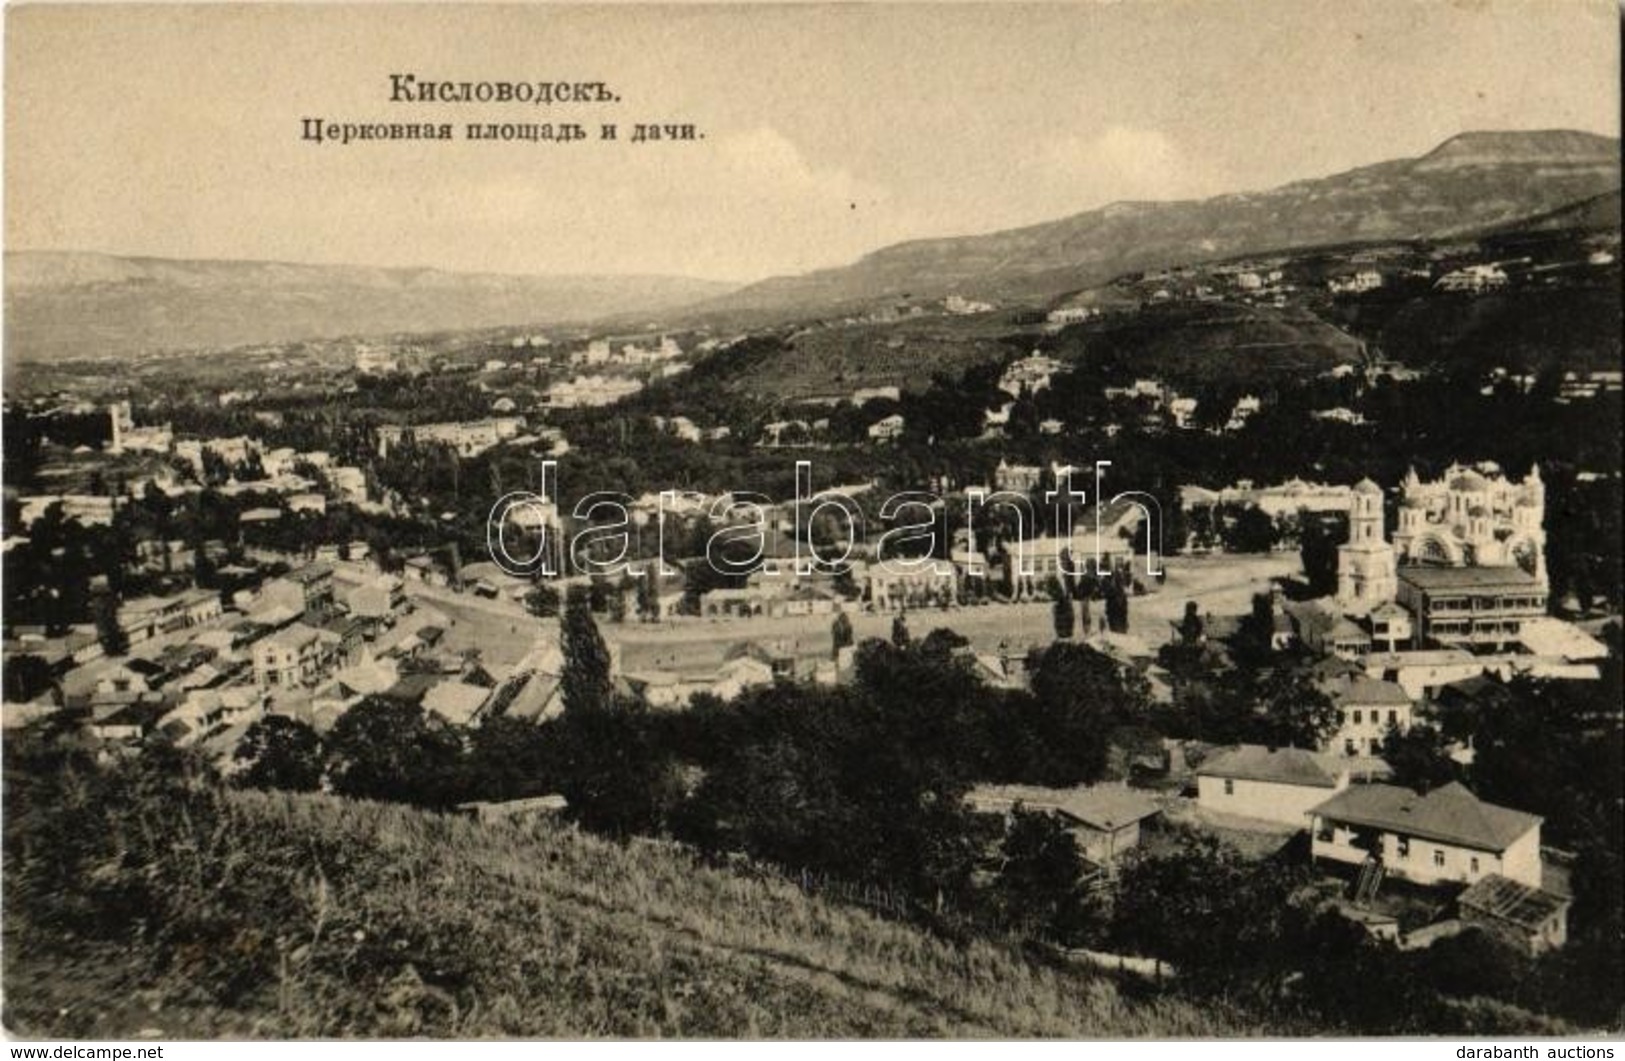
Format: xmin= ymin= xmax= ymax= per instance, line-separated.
xmin=1354 ymin=478 xmax=1382 ymax=495
xmin=1450 ymin=471 xmax=1489 ymax=492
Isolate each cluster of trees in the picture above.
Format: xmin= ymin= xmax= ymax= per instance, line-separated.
xmin=2 ymin=504 xmax=129 ymax=635
xmin=23 ymin=357 xmax=1617 ymax=633
xmin=534 ymin=332 xmax=1617 ymax=620
xmin=1044 ymin=568 xmax=1134 ymax=638
xmin=231 ymin=700 xmax=553 ymax=810
xmin=1154 ymin=595 xmax=1341 ymax=750
xmin=1182 ymin=502 xmax=1290 ymax=554
xmin=1297 ymin=514 xmax=1347 ymax=597
xmin=669 ymin=632 xmax=1141 ymax=898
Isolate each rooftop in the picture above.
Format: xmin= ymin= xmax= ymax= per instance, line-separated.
xmin=1367 ymin=648 xmax=1478 ymax=668
xmin=1458 ymin=874 xmax=1569 ymax=931
xmin=1331 ymin=676 xmax=1413 ymax=707
xmin=1397 ymin=566 xmax=1543 ymax=592
xmin=1197 ymin=745 xmax=1344 ymax=789
xmin=382 ymin=673 xmax=442 ymax=704
xmin=967 ymin=783 xmax=1160 ymax=831
xmin=460 ymin=561 xmax=530 ymax=586
xmin=287 ymin=563 xmax=334 ymax=585
xmin=1328 ymin=616 xmax=1372 ymax=643
xmin=1517 ymin=617 xmax=1609 ymax=661
xmin=261 ymin=622 xmax=327 ymax=652
xmin=1309 ymin=782 xmax=1539 ymax=853
xmin=422 ymin=680 xmax=492 ymax=725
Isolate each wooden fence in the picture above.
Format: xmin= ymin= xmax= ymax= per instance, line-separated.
xmin=746 ymin=859 xmax=919 ymax=920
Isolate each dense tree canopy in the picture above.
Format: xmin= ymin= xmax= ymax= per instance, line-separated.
xmin=234 ymin=715 xmax=324 ymax=792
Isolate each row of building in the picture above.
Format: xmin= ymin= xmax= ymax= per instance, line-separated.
xmin=967 ymin=748 xmax=1568 ymax=957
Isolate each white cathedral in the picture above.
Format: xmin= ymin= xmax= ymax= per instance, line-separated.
xmin=1337 ymin=462 xmax=1547 ymax=610
xmin=1391 ymin=463 xmax=1546 ymax=584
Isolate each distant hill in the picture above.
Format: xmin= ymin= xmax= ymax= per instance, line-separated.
xmin=2 ymin=252 xmax=737 ymax=362
xmin=690 ymin=129 xmax=1620 ymax=322
xmin=1054 ymin=301 xmax=1369 ymax=386
xmin=1481 ymin=189 xmax=1622 ymax=236
xmin=1340 ymin=282 xmax=1622 ymax=377
xmin=2 ymin=787 xmax=1268 ymax=1038
xmin=692 ymin=300 xmax=1369 ymax=401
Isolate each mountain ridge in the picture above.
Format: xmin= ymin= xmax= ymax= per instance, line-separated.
xmin=687 ymin=128 xmax=1620 ymax=320
xmin=2 ymin=252 xmax=737 ymax=362
xmin=4 ymin=249 xmax=739 ymax=291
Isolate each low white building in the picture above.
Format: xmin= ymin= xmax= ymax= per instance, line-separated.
xmin=1196 ymin=745 xmax=1350 ymax=828
xmin=867 ymin=414 xmax=906 ymax=441
xmin=1363 ymin=648 xmax=1485 ymax=700
xmin=1308 ymin=781 xmax=1542 ymax=890
xmin=376 ymin=417 xmax=524 ymax=457
xmin=863 ymin=558 xmax=957 ymax=611
xmin=1328 ymin=269 xmax=1383 ymax=294
xmin=1435 ymin=264 xmax=1509 ymax=293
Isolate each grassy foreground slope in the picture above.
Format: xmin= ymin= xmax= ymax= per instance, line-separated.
xmin=3 ymin=787 xmax=1265 ymax=1039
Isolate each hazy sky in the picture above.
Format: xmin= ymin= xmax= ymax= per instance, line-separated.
xmin=5 ymin=1 xmax=1619 ymax=282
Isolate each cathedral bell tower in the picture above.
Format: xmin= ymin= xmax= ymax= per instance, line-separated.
xmin=1337 ymin=478 xmax=1397 ymax=608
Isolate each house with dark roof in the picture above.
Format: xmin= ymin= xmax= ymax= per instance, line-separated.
xmin=88 ymin=699 xmax=169 ymax=743
xmin=1308 ymin=782 xmax=1542 ymax=889
xmin=1364 ymin=647 xmax=1485 ymax=700
xmin=967 ymin=783 xmax=1161 ymax=867
xmin=1284 ymin=599 xmax=1371 ymax=660
xmin=1432 ymin=674 xmax=1514 ymax=716
xmin=401 ymin=555 xmax=452 ymax=587
xmin=700 ymin=578 xmax=839 ymax=620
xmin=459 ymin=561 xmax=531 ymax=603
xmin=381 ymin=672 xmax=443 ymax=706
xmin=1196 ymin=744 xmax=1351 ymax=828
xmin=252 ymin=622 xmax=341 ymax=690
xmin=340 ymin=573 xmax=405 ymax=623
